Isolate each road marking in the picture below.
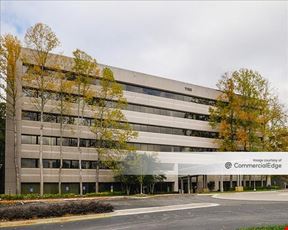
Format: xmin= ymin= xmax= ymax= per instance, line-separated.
xmin=113 ymin=203 xmax=219 ymax=216
xmin=0 ymin=203 xmax=219 ymax=228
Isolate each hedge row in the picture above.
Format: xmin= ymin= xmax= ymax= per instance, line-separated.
xmin=0 ymin=191 xmax=124 ymax=200
xmin=0 ymin=200 xmax=113 ymax=221
xmin=238 ymin=224 xmax=288 ymax=230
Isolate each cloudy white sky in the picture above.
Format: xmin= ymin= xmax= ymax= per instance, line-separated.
xmin=1 ymin=1 xmax=288 ymax=105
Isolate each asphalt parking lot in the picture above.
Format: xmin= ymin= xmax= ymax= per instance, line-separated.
xmin=2 ymin=191 xmax=288 ymax=230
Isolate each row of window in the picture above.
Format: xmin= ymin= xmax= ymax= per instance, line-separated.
xmin=22 ymin=111 xmax=218 ymax=138
xmin=21 ymin=158 xmax=100 ymax=169
xmin=25 ymin=66 xmax=217 ymax=106
xmin=21 ymin=134 xmax=216 ymax=152
xmin=125 ymin=104 xmax=210 ymax=121
xmin=120 ymin=83 xmax=216 ymax=106
xmin=21 ymin=182 xmax=120 ymax=194
xmin=22 ymin=88 xmax=210 ymax=121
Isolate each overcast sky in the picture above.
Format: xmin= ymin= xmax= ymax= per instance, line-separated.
xmin=1 ymin=1 xmax=287 ymax=106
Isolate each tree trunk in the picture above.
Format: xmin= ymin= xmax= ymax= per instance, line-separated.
xmin=151 ymin=183 xmax=155 ymax=194
xmin=58 ymin=115 xmax=63 ymax=194
xmin=77 ymin=85 xmax=83 ymax=196
xmin=261 ymin=176 xmax=264 ymax=187
xmin=96 ymin=164 xmax=99 ymax=193
xmin=13 ymin=114 xmax=20 ymax=194
xmin=140 ymin=182 xmax=143 ymax=194
xmin=126 ymin=185 xmax=130 ymax=195
xmin=39 ymin=106 xmax=44 ymax=196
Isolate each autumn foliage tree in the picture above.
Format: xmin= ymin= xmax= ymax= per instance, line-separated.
xmin=90 ymin=67 xmax=137 ymax=193
xmin=210 ymin=69 xmax=288 ymax=189
xmin=72 ymin=49 xmax=99 ymax=195
xmin=23 ymin=23 xmax=60 ymax=196
xmin=210 ymin=69 xmax=287 ymax=152
xmin=0 ymin=34 xmax=21 ymax=194
xmin=53 ymin=70 xmax=75 ymax=194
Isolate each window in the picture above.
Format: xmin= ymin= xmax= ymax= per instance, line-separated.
xmin=63 ymin=160 xmax=79 ymax=169
xmin=82 ymin=118 xmax=91 ymax=126
xmin=61 ymin=183 xmax=80 ymax=194
xmin=80 ymin=139 xmax=90 ymax=147
xmin=43 ymin=159 xmax=60 ymax=168
xmin=173 ymin=146 xmax=180 ymax=152
xmin=21 ymin=158 xmax=39 ymax=168
xmin=62 ymin=138 xmax=77 ymax=147
xmin=133 ymin=124 xmax=141 ymax=131
xmin=22 ymin=111 xmax=38 ymax=121
xmin=71 ymin=160 xmax=79 ymax=169
xmin=23 ymin=88 xmax=37 ymax=97
xmin=62 ymin=116 xmax=74 ymax=124
xmin=44 ymin=183 xmax=58 ymax=194
xmin=21 ymin=135 xmax=37 ymax=144
xmin=81 ymin=161 xmax=90 ymax=169
xmin=42 ymin=136 xmax=51 ymax=145
xmin=21 ymin=183 xmax=40 ymax=194
xmin=160 ymin=145 xmax=171 ymax=152
xmin=147 ymin=144 xmax=155 ymax=151
xmin=81 ymin=161 xmax=97 ymax=169
xmin=140 ymin=125 xmax=147 ymax=132
xmin=65 ymin=72 xmax=76 ymax=81
xmin=20 ymin=135 xmax=217 ymax=152
xmin=43 ymin=114 xmax=57 ymax=123
xmin=140 ymin=144 xmax=148 ymax=151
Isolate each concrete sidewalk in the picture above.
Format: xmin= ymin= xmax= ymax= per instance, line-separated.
xmin=212 ymin=190 xmax=288 ymax=201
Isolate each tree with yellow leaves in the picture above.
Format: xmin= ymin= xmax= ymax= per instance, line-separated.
xmin=210 ymin=69 xmax=288 ymax=189
xmin=0 ymin=34 xmax=21 ymax=194
xmin=72 ymin=49 xmax=99 ymax=195
xmin=90 ymin=67 xmax=137 ymax=193
xmin=210 ymin=69 xmax=287 ymax=152
xmin=23 ymin=23 xmax=60 ymax=196
xmin=53 ymin=70 xmax=75 ymax=194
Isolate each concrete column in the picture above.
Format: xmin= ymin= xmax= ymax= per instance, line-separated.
xmin=243 ymin=175 xmax=247 ymax=187
xmin=181 ymin=178 xmax=184 ymax=194
xmin=220 ymin=175 xmax=224 ymax=192
xmin=173 ymin=176 xmax=179 ymax=193
xmin=173 ymin=163 xmax=179 ymax=192
xmin=236 ymin=175 xmax=240 ymax=187
xmin=266 ymin=175 xmax=271 ymax=187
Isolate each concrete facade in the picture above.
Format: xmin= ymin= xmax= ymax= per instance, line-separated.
xmin=4 ymin=49 xmax=264 ymax=194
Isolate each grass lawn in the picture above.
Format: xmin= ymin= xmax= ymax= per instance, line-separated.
xmin=239 ymin=225 xmax=288 ymax=230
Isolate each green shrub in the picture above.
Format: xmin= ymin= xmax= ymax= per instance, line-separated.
xmin=0 ymin=191 xmax=125 ymax=200
xmin=244 ymin=186 xmax=280 ymax=191
xmin=0 ymin=200 xmax=113 ymax=221
xmin=84 ymin=191 xmax=124 ymax=197
xmin=238 ymin=224 xmax=288 ymax=230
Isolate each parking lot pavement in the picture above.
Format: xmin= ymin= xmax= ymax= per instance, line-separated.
xmin=2 ymin=193 xmax=288 ymax=230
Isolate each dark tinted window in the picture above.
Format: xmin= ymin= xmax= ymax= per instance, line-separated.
xmin=43 ymin=159 xmax=60 ymax=168
xmin=21 ymin=158 xmax=39 ymax=168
